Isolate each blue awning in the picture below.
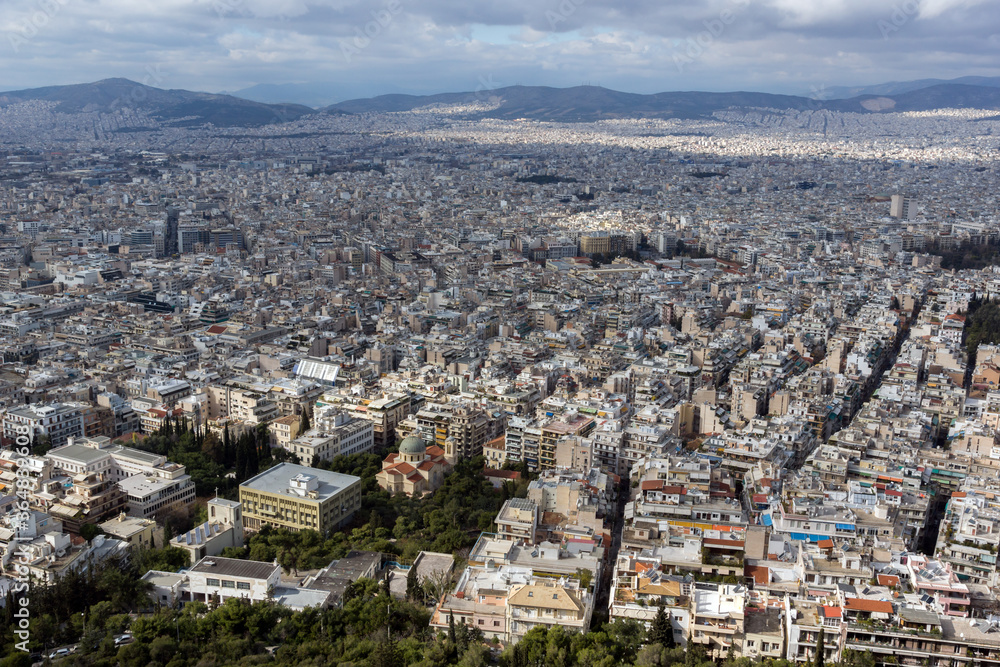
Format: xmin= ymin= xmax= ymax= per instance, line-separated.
xmin=790 ymin=533 xmax=807 ymax=541
xmin=761 ymin=514 xmax=773 ymax=526
xmin=836 ymin=523 xmax=855 ymax=531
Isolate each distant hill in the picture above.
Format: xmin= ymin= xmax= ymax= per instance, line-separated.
xmin=5 ymin=78 xmax=1000 ymax=127
xmin=229 ymin=82 xmax=346 ymax=109
xmin=324 ymin=83 xmax=1000 ymax=121
xmin=324 ymin=85 xmax=825 ymax=120
xmin=819 ymin=76 xmax=1000 ymax=100
xmin=0 ymin=78 xmax=317 ymax=127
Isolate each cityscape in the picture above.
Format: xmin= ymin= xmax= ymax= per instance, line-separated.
xmin=3 ymin=3 xmax=1000 ymax=667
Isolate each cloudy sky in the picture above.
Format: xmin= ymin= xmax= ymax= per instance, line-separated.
xmin=2 ymin=0 xmax=998 ymax=103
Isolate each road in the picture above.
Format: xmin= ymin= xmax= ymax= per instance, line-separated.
xmin=594 ymin=474 xmax=630 ymax=621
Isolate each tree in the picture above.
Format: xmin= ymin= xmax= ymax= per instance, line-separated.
xmin=235 ymin=436 xmax=248 ymax=481
xmin=406 ymin=566 xmax=422 ymax=603
xmin=648 ymin=604 xmax=675 ymax=648
xmin=300 ymin=410 xmax=311 ymax=433
xmin=370 ymin=638 xmax=402 ymax=667
xmin=80 ymin=523 xmax=103 ymax=543
xmin=31 ymin=434 xmax=52 ymax=456
xmin=223 ymin=424 xmax=232 ymax=467
xmin=814 ymin=626 xmax=825 ymax=667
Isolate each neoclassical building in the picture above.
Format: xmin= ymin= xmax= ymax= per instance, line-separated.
xmin=377 ymin=435 xmax=452 ymax=496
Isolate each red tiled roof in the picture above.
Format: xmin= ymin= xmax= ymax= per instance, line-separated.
xmin=746 ymin=565 xmax=769 ymax=585
xmin=485 ymin=435 xmax=506 ymax=449
xmin=484 ymin=468 xmax=521 ymax=480
xmin=635 ymin=561 xmax=656 ymax=574
xmin=206 ymin=325 xmax=227 ymax=334
xmin=877 ymin=574 xmax=900 ymax=587
xmin=818 ymin=539 xmax=834 ymax=549
xmin=823 ymin=606 xmax=843 ymax=618
xmin=844 ymin=598 xmax=893 ymax=613
xmin=641 ymin=480 xmax=664 ymax=491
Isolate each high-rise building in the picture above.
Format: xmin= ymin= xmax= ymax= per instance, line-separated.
xmin=890 ymin=195 xmax=916 ymax=220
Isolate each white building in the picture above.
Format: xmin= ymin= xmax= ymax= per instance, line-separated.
xmin=171 ymin=497 xmax=244 ymax=564
xmin=185 ymin=556 xmax=281 ymax=603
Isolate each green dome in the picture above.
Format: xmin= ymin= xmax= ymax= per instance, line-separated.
xmin=398 ymin=435 xmax=427 ymax=456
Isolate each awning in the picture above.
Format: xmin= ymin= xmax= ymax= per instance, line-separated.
xmin=762 ymin=514 xmax=773 ymax=526
xmin=836 ymin=524 xmax=855 ymax=531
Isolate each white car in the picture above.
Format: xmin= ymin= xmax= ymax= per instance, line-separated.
xmin=49 ymin=648 xmax=71 ymax=660
xmin=114 ymin=634 xmax=133 ymax=647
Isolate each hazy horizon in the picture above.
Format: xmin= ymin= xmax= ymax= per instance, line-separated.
xmin=3 ymin=0 xmax=999 ymax=104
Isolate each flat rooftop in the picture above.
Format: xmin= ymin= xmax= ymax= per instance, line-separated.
xmin=240 ymin=462 xmax=360 ymax=502
xmin=47 ymin=444 xmax=111 ymax=464
xmin=189 ymin=556 xmax=279 ymax=580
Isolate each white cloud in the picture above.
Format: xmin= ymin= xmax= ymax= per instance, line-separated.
xmin=0 ymin=0 xmax=996 ymax=100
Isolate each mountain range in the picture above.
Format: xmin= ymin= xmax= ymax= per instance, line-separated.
xmin=321 ymin=83 xmax=1000 ymax=121
xmin=3 ymin=77 xmax=1000 ymax=127
xmin=817 ymin=75 xmax=1000 ymax=99
xmin=0 ymin=78 xmax=315 ymax=127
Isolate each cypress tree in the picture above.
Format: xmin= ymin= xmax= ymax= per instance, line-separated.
xmin=223 ymin=424 xmax=232 ymax=467
xmin=235 ymin=437 xmax=247 ymax=481
xmin=814 ymin=626 xmax=825 ymax=667
xmin=406 ymin=566 xmax=421 ymax=602
xmin=248 ymin=432 xmax=260 ymax=475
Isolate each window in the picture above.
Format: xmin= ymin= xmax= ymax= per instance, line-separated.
xmin=237 ymin=582 xmax=250 ymax=590
xmin=221 ymin=580 xmax=235 ymax=588
xmin=206 ymin=578 xmax=220 ymax=587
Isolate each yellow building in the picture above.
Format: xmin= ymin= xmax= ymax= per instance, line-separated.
xmin=239 ymin=462 xmax=362 ymax=535
xmin=99 ymin=512 xmax=156 ymax=550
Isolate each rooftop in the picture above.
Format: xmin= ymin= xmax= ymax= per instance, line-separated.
xmin=240 ymin=462 xmax=361 ymax=501
xmin=189 ymin=556 xmax=280 ymax=580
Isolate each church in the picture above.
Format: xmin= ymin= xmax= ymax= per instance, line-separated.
xmin=376 ymin=434 xmax=453 ymax=496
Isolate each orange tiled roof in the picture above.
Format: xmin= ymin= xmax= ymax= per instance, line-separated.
xmin=844 ymin=598 xmax=893 ymax=614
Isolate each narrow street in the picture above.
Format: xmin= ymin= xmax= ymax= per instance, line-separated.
xmin=594 ymin=475 xmax=630 ymax=622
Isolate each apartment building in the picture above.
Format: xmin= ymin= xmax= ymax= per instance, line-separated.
xmin=240 ymin=462 xmax=362 ymax=535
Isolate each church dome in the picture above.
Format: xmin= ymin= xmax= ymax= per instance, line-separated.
xmin=398 ymin=435 xmax=427 ymax=456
